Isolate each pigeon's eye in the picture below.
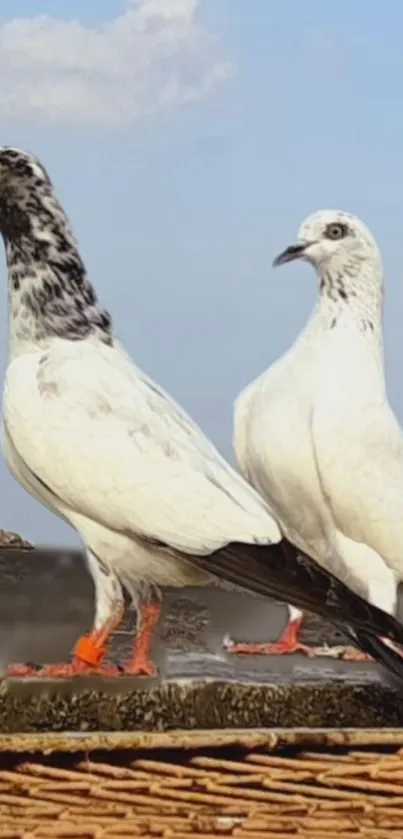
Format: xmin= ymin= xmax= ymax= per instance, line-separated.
xmin=325 ymin=222 xmax=348 ymax=241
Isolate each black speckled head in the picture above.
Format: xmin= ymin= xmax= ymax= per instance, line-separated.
xmin=0 ymin=146 xmax=113 ymax=351
xmin=0 ymin=147 xmax=52 ymax=240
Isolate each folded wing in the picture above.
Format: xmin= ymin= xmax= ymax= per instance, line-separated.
xmin=4 ymin=340 xmax=281 ymax=555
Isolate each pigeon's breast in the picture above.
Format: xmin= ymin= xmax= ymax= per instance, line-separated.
xmin=311 ymin=318 xmax=385 ymax=430
xmin=239 ymin=366 xmax=333 ymax=559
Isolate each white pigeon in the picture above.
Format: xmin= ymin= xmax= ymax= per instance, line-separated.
xmin=232 ymin=208 xmax=403 ymax=661
xmin=2 ymin=151 xmax=403 ymax=682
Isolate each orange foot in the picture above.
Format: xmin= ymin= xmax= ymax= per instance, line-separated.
xmin=225 ymin=617 xmax=319 ymax=657
xmin=122 ymin=657 xmax=158 ymax=678
xmin=120 ymin=600 xmax=160 ymax=677
xmin=8 ymin=603 xmax=125 ymax=679
xmin=7 ymin=660 xmax=120 ymax=678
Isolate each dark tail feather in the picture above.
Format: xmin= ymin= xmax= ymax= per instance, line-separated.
xmin=190 ymin=539 xmax=403 ymax=677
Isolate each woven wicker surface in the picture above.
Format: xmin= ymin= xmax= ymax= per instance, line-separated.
xmin=2 ymin=727 xmax=403 ymax=754
xmin=2 ymin=742 xmax=403 ymax=837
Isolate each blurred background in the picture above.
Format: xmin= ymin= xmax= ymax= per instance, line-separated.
xmin=0 ymin=0 xmax=402 ymax=544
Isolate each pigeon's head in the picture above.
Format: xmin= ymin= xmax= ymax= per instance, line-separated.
xmin=0 ymin=146 xmax=70 ymax=248
xmin=0 ymin=146 xmax=55 ymax=241
xmin=273 ymin=210 xmax=382 ymax=282
xmin=0 ymin=147 xmax=52 ymax=200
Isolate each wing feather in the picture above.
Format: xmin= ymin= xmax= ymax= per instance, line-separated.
xmin=3 ymin=340 xmax=281 ymax=554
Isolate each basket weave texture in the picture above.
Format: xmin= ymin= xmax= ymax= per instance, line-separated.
xmin=3 ymin=739 xmax=403 ymax=837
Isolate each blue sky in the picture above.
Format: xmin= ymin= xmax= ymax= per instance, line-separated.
xmin=1 ymin=0 xmax=403 ymax=544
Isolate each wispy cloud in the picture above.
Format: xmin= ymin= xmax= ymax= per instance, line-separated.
xmin=0 ymin=0 xmax=232 ymax=126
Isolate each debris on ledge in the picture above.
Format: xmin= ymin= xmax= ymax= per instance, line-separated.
xmin=0 ymin=529 xmax=33 ymax=549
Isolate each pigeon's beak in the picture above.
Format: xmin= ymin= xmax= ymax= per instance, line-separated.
xmin=272 ymin=242 xmax=311 ymax=268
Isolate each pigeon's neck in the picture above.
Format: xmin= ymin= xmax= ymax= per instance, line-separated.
xmin=6 ymin=203 xmax=113 ymax=357
xmin=304 ymin=262 xmax=384 ymax=350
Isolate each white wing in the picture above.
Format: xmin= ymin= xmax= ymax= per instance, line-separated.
xmin=3 ymin=338 xmax=281 ymax=554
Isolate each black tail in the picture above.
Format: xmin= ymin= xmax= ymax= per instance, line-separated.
xmin=190 ymin=538 xmax=403 ymax=682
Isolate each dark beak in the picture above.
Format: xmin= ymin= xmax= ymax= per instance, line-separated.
xmin=272 ymin=242 xmax=309 ymax=268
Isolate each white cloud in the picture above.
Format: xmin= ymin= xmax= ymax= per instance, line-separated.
xmin=0 ymin=0 xmax=232 ymax=126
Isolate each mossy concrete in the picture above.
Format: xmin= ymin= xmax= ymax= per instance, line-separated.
xmin=1 ymin=677 xmax=403 ymax=733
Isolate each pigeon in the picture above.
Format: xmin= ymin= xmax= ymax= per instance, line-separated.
xmin=232 ymin=209 xmax=403 ymax=662
xmin=2 ymin=153 xmax=403 ymax=681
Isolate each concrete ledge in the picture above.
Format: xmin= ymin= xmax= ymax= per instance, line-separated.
xmin=0 ymin=679 xmax=403 ymax=734
xmin=0 ymin=546 xmax=402 ymax=734
xmin=1 ymin=676 xmax=403 ymax=733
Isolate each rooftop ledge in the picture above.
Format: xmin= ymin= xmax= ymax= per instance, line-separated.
xmin=0 ymin=537 xmax=402 ymax=735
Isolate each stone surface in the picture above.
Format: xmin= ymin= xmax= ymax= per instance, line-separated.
xmin=0 ymin=530 xmax=33 ymax=550
xmin=0 ymin=546 xmax=402 ymax=732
